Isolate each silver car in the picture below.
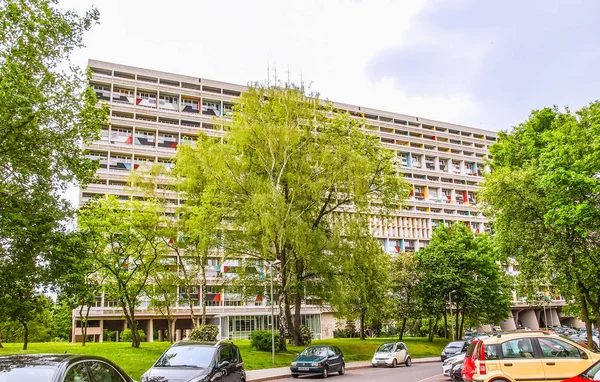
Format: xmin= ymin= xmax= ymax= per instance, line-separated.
xmin=371 ymin=342 xmax=412 ymax=368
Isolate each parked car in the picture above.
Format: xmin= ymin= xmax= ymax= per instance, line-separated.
xmin=443 ymin=353 xmax=465 ymax=378
xmin=140 ymin=340 xmax=246 ymax=382
xmin=442 ymin=341 xmax=468 ymax=361
xmin=371 ymin=342 xmax=412 ymax=368
xmin=461 ymin=339 xmax=482 ymax=382
xmin=290 ymin=345 xmax=345 ymax=378
xmin=471 ymin=331 xmax=600 ymax=382
xmin=0 ymin=354 xmax=134 ymax=382
xmin=450 ymin=359 xmax=464 ymax=381
xmin=564 ymin=360 xmax=600 ymax=382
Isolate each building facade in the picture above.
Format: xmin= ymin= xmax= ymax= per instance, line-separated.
xmin=73 ymin=59 xmax=564 ymax=343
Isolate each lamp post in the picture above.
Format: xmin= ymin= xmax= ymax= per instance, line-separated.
xmin=269 ymin=259 xmax=281 ymax=364
xmin=449 ymin=290 xmax=456 ymax=341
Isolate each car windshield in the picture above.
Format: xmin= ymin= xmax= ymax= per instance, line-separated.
xmin=582 ymin=361 xmax=600 ymax=380
xmin=377 ymin=343 xmax=395 ymax=353
xmin=446 ymin=342 xmax=464 ymax=350
xmin=154 ymin=345 xmax=216 ymax=368
xmin=300 ymin=347 xmax=329 ymax=357
xmin=0 ymin=366 xmax=57 ymax=382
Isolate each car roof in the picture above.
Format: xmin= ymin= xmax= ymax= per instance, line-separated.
xmin=172 ymin=340 xmax=235 ymax=348
xmin=480 ymin=331 xmax=559 ymax=344
xmin=0 ymin=354 xmax=111 ymax=366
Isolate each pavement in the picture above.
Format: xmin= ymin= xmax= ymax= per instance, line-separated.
xmin=246 ymin=356 xmax=440 ymax=381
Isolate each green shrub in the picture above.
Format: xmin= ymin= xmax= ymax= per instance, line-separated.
xmin=299 ymin=325 xmax=312 ymax=345
xmin=189 ymin=324 xmax=219 ymax=342
xmin=119 ymin=328 xmax=146 ymax=342
xmin=250 ymin=330 xmax=281 ymax=352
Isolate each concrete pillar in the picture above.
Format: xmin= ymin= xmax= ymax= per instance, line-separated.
xmin=115 ymin=330 xmax=120 ymax=342
xmin=185 ymin=329 xmax=191 ymax=339
xmin=550 ymin=309 xmax=560 ymax=327
xmin=520 ymin=309 xmax=539 ymax=330
xmin=500 ymin=316 xmax=517 ymax=331
xmin=176 ymin=329 xmax=182 ymax=341
xmin=435 ymin=156 xmax=440 ymax=171
xmin=147 ymin=319 xmax=154 ymax=342
xmin=460 ymin=160 xmax=465 ymax=175
xmin=99 ymin=319 xmax=104 ymax=343
xmin=71 ymin=318 xmax=77 ymax=343
xmin=158 ymin=330 xmax=164 ymax=342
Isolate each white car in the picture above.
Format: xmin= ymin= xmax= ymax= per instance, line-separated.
xmin=371 ymin=342 xmax=412 ymax=368
xmin=442 ymin=353 xmax=465 ymax=377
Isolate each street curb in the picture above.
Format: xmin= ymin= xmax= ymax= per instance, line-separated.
xmin=247 ymin=358 xmax=441 ymax=381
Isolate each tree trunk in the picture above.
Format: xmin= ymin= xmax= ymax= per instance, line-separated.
xmin=360 ymin=310 xmax=366 ymax=340
xmin=167 ymin=317 xmax=174 ymax=344
xmin=580 ymin=293 xmax=594 ymax=348
xmin=427 ymin=317 xmax=434 ymax=342
xmin=201 ymin=265 xmax=207 ymax=326
xmin=0 ymin=324 xmax=4 ymax=348
xmin=459 ymin=307 xmax=465 ymax=340
xmin=292 ymin=294 xmax=303 ymax=345
xmin=443 ymin=309 xmax=448 ymax=339
xmin=455 ymin=305 xmax=460 ymax=341
xmin=22 ymin=321 xmax=28 ymax=350
xmin=79 ymin=304 xmax=91 ymax=346
xmin=399 ymin=317 xmax=407 ymax=340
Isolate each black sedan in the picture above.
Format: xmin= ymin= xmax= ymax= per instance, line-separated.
xmin=0 ymin=354 xmax=133 ymax=382
xmin=290 ymin=345 xmax=345 ymax=378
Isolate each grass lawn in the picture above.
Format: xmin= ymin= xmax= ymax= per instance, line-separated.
xmin=0 ymin=337 xmax=447 ymax=380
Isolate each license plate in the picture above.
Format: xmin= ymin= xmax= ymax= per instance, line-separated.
xmin=298 ymin=367 xmax=310 ymax=371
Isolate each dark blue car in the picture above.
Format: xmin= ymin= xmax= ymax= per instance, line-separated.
xmin=290 ymin=345 xmax=345 ymax=378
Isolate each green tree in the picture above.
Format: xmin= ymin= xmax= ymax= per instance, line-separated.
xmin=479 ymin=103 xmax=600 ymax=345
xmin=0 ymin=0 xmax=106 ymax=349
xmin=331 ymin=222 xmax=392 ymax=340
xmin=390 ymin=252 xmax=420 ymax=340
xmin=77 ymin=196 xmax=169 ymax=348
xmin=175 ymin=85 xmax=409 ymax=349
xmin=416 ymin=223 xmax=511 ymax=341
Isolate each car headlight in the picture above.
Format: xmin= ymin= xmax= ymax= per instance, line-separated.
xmin=311 ymin=361 xmax=323 ymax=367
xmin=189 ymin=376 xmax=208 ymax=382
xmin=291 ymin=362 xmax=297 ymax=366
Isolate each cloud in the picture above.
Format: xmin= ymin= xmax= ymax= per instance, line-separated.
xmin=367 ymin=0 xmax=600 ymax=131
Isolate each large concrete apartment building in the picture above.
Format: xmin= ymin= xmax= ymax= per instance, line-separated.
xmin=73 ymin=59 xmax=566 ymax=342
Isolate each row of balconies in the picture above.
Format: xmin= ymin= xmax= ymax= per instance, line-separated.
xmin=91 ymin=69 xmax=497 ymax=146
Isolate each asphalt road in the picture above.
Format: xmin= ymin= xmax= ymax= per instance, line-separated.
xmin=268 ymin=362 xmax=444 ymax=382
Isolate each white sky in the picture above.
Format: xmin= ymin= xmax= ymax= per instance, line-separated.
xmin=59 ymin=0 xmax=482 ymax=130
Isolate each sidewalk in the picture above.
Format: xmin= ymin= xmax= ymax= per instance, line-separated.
xmin=247 ymin=356 xmax=440 ymax=381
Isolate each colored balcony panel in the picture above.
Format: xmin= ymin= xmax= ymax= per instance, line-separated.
xmin=202 ymin=100 xmax=221 ymax=116
xmin=158 ymin=94 xmax=179 ymax=111
xmin=109 ymin=154 xmax=132 ymax=171
xmin=112 ymin=87 xmax=135 ymax=104
xmin=180 ymin=98 xmax=200 ymax=113
xmin=110 ymin=127 xmax=133 ymax=145
xmin=92 ymin=83 xmax=111 ymax=101
xmin=158 ymin=132 xmax=178 ymax=149
xmin=134 ymin=130 xmax=156 ymax=147
xmin=86 ymin=152 xmax=107 ymax=169
xmin=135 ymin=90 xmax=157 ymax=108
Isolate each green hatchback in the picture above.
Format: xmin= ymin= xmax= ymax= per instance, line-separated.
xmin=290 ymin=345 xmax=345 ymax=378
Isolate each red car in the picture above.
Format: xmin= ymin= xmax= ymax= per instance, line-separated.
xmin=461 ymin=340 xmax=480 ymax=382
xmin=564 ymin=360 xmax=600 ymax=382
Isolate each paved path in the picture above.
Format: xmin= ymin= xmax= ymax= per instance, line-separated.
xmin=247 ymin=356 xmax=440 ymax=381
xmin=261 ymin=361 xmax=442 ymax=382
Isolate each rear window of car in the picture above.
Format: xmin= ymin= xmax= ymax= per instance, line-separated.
xmin=465 ymin=342 xmax=478 ymax=357
xmin=0 ymin=366 xmax=57 ymax=382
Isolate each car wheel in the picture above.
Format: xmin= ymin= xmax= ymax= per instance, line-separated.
xmin=292 ymin=374 xmax=299 ymax=379
xmin=372 ymin=364 xmax=377 ymax=368
xmin=339 ymin=363 xmax=345 ymax=375
xmin=405 ymin=357 xmax=412 ymax=367
xmin=392 ymin=359 xmax=397 ymax=368
xmin=322 ymin=366 xmax=329 ymax=378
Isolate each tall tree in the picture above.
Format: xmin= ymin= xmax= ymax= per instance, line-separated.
xmin=416 ymin=223 xmax=511 ymax=341
xmin=77 ymin=196 xmax=169 ymax=348
xmin=390 ymin=252 xmax=420 ymax=340
xmin=479 ymin=103 xmax=600 ymax=345
xmin=331 ymin=222 xmax=392 ymax=340
xmin=175 ymin=85 xmax=409 ymax=349
xmin=0 ymin=0 xmax=106 ymax=349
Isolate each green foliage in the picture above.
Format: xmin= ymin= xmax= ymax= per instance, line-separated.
xmin=0 ymin=0 xmax=106 ymax=350
xmin=333 ymin=321 xmax=359 ymax=338
xmin=175 ymin=85 xmax=409 ymax=348
xmin=120 ymin=329 xmax=146 ymax=343
xmin=189 ymin=325 xmax=219 ymax=342
xmin=416 ymin=222 xmax=511 ymax=339
xmin=299 ymin=325 xmax=312 ymax=345
xmin=250 ymin=330 xmax=281 ymax=352
xmin=479 ymin=102 xmax=600 ymax=340
xmin=77 ymin=196 xmax=170 ymax=348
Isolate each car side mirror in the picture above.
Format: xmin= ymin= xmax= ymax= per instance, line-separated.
xmin=218 ymin=360 xmax=230 ymax=369
xmin=296 ymin=353 xmax=300 ymax=357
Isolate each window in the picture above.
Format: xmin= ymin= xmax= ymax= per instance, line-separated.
xmin=538 ymin=338 xmax=582 ymax=358
xmin=219 ymin=346 xmax=233 ymax=363
xmin=65 ymin=362 xmax=92 ymax=382
xmin=501 ymin=339 xmax=536 ymax=359
xmin=87 ymin=361 xmax=124 ymax=382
